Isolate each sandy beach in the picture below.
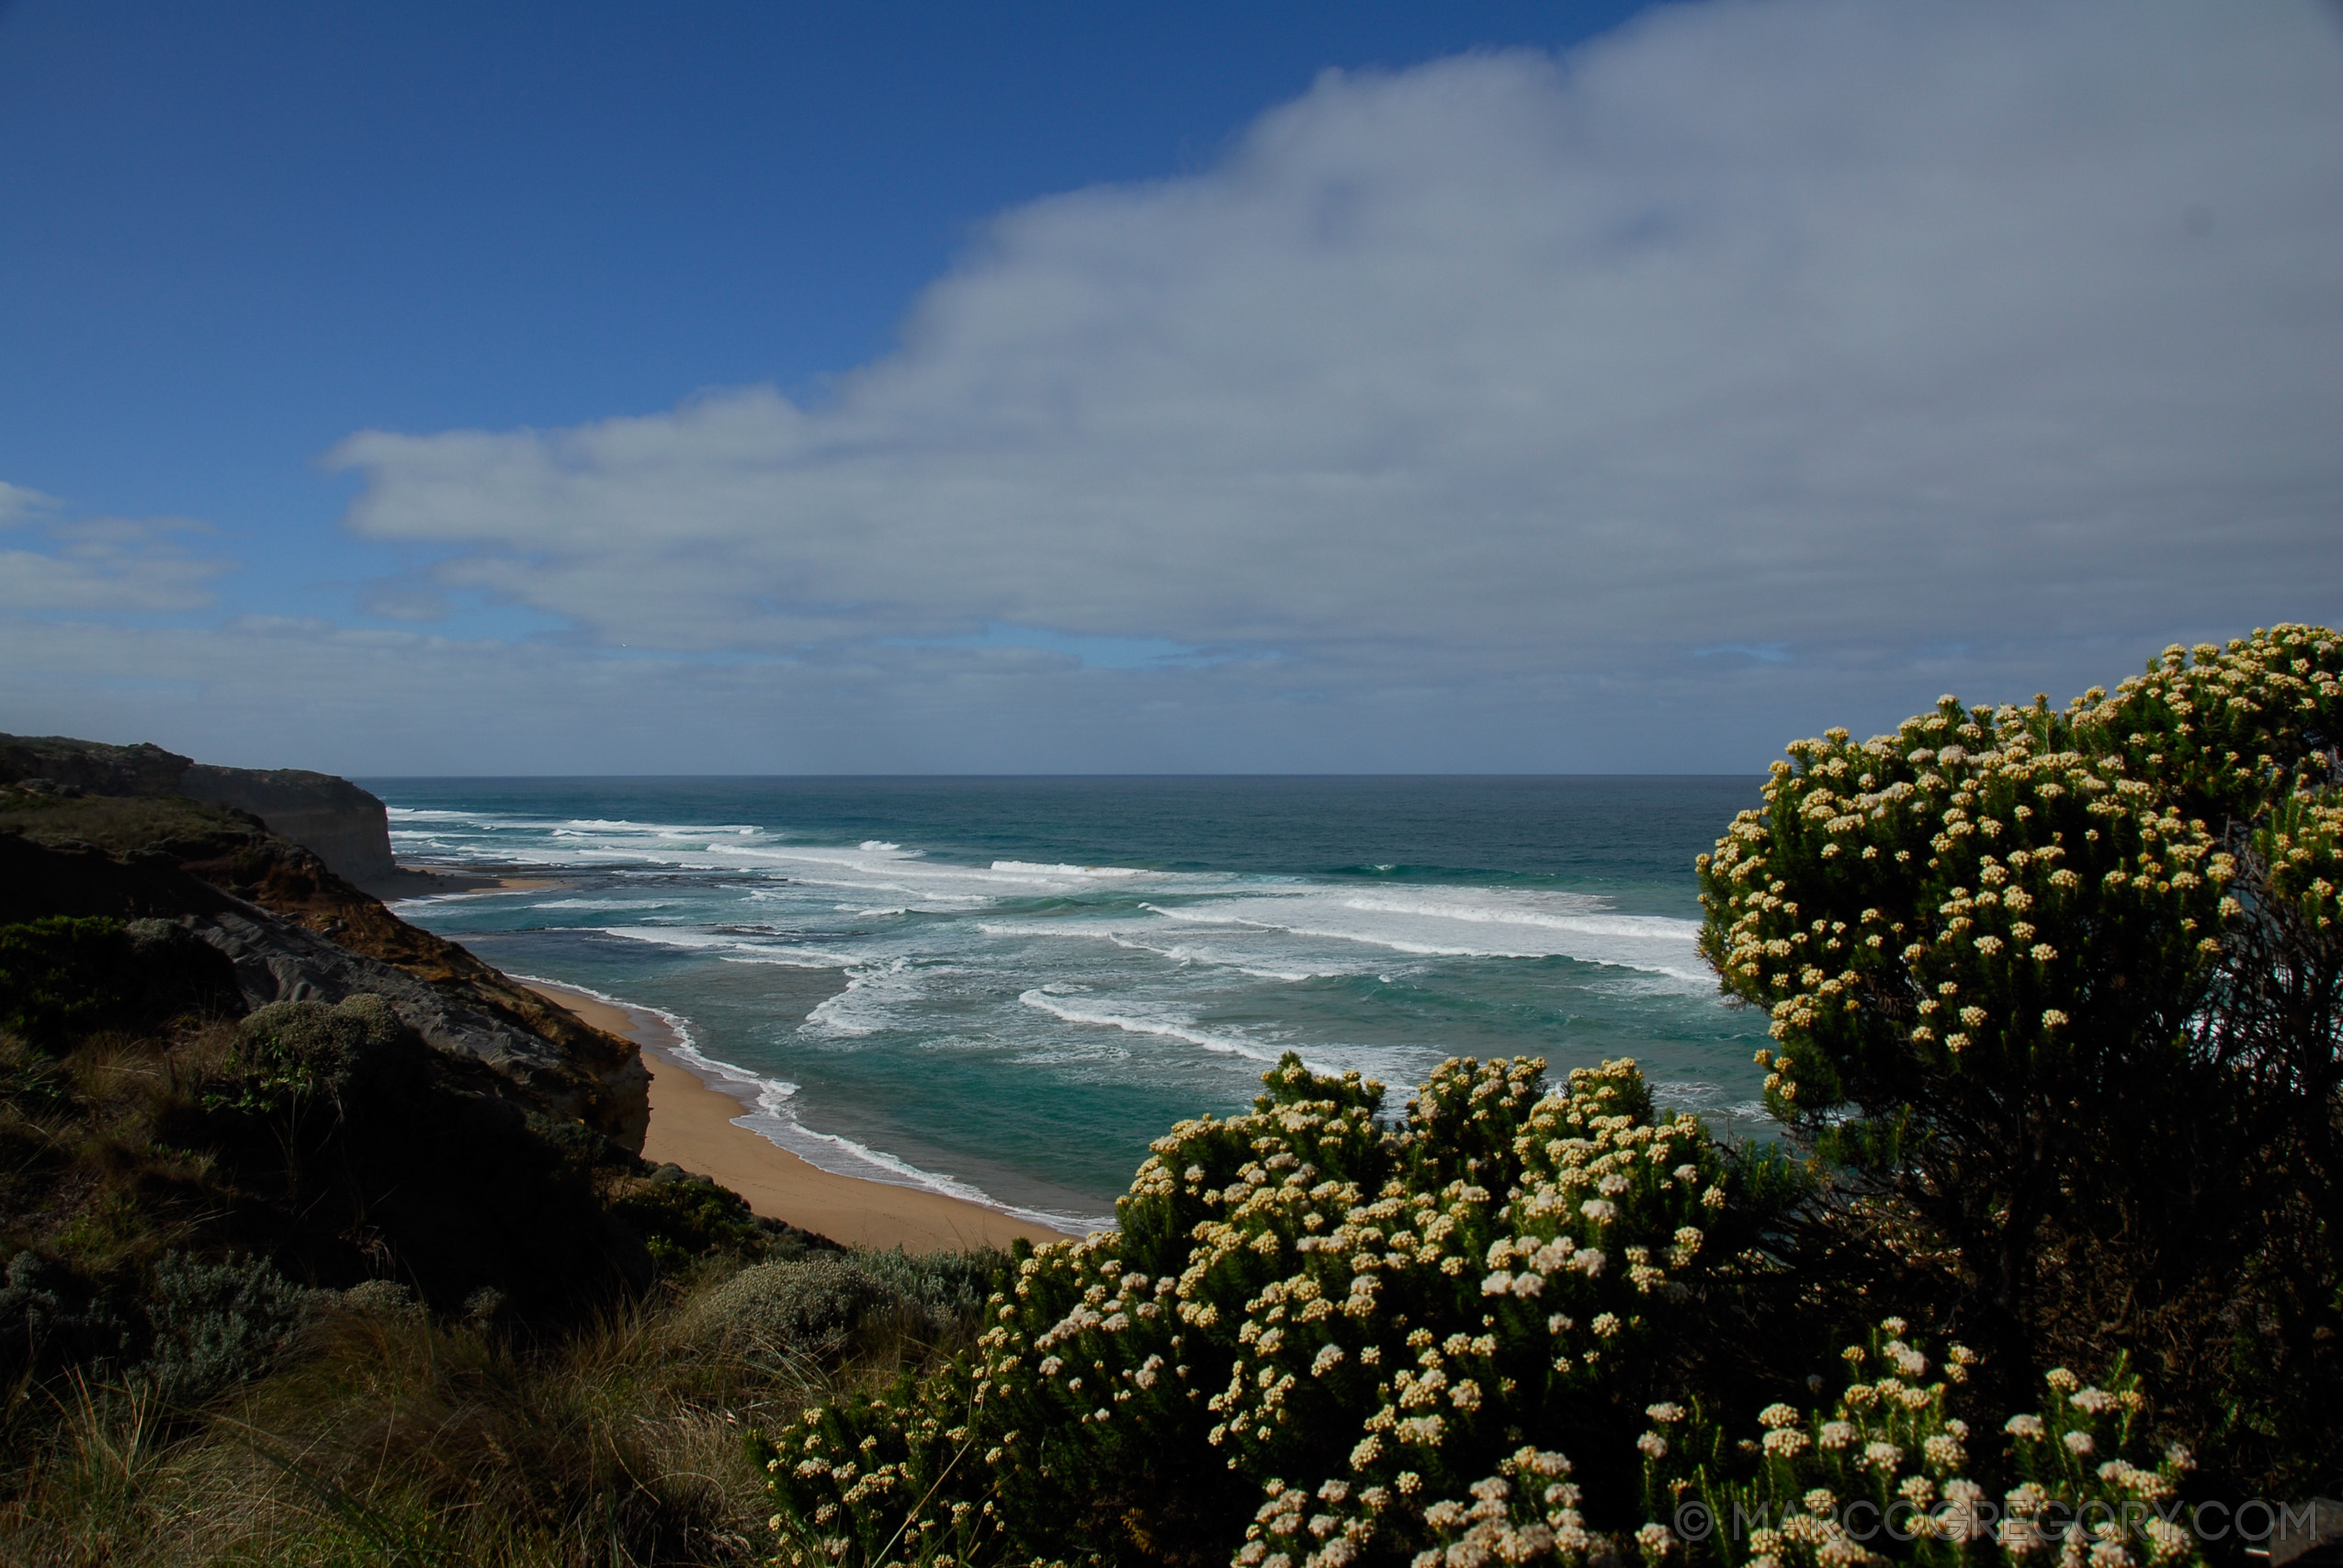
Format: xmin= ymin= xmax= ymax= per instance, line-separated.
xmin=523 ymin=981 xmax=1078 ymax=1252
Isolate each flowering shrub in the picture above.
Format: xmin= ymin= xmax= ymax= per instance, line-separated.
xmin=1693 ymin=625 xmax=2343 ymax=1489
xmin=1650 ymin=1323 xmax=2204 ymax=1568
xmin=1701 ymin=626 xmax=2342 ymax=1123
xmin=754 ymin=1054 xmax=1760 ymax=1567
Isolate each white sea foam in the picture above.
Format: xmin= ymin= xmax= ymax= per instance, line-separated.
xmin=595 ymin=925 xmax=751 ymax=951
xmin=802 ymin=958 xmax=934 ymax=1038
xmin=990 ymin=860 xmax=1147 ymax=880
xmin=974 ymin=919 xmax=1321 ymax=982
xmin=1142 ymin=889 xmax=1707 ymax=979
xmin=384 ymin=885 xmax=549 ymax=912
xmin=507 ymin=972 xmax=1106 ymax=1233
xmin=1103 ymin=934 xmax=1317 ymax=983
xmin=1018 ymin=989 xmax=1291 ymax=1066
xmin=593 ymin=926 xmax=863 ymax=969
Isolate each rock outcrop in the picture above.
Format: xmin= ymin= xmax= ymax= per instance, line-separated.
xmin=0 ymin=734 xmax=397 ymax=886
xmin=0 ymin=790 xmax=648 ymax=1149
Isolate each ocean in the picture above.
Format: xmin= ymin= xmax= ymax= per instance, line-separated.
xmin=364 ymin=776 xmax=1769 ymax=1233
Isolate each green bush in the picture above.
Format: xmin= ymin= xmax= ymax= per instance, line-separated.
xmin=136 ymin=1250 xmax=325 ymax=1404
xmin=0 ymin=917 xmax=131 ymax=1047
xmin=339 ymin=1278 xmax=424 ymax=1321
xmin=0 ymin=1250 xmax=132 ymax=1382
xmin=851 ymin=1246 xmax=1008 ymax=1342
xmin=613 ymin=1172 xmax=797 ymax=1274
xmin=690 ymin=1255 xmax=899 ymax=1357
xmin=0 ymin=917 xmax=241 ymax=1051
xmin=227 ymin=993 xmax=405 ymax=1102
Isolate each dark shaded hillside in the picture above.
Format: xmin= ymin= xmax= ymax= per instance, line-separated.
xmin=0 ymin=786 xmax=647 ymax=1142
xmin=0 ymin=731 xmax=396 ymax=883
xmin=0 ymin=770 xmax=829 ymax=1377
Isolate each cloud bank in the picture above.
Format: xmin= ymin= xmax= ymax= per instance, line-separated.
xmin=0 ymin=498 xmax=226 ymax=614
xmin=11 ymin=0 xmax=2343 ymax=772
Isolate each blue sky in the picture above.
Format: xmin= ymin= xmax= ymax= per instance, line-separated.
xmin=3 ymin=1 xmax=2339 ymax=773
xmin=0 ymin=2 xmax=1636 ymax=633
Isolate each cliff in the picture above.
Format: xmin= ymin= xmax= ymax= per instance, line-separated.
xmin=181 ymin=763 xmax=395 ymax=885
xmin=0 ymin=734 xmax=396 ymax=886
xmin=0 ymin=783 xmax=648 ymax=1149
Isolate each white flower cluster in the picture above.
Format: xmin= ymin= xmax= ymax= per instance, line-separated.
xmin=1697 ymin=625 xmax=2343 ymax=1119
xmin=1406 ymin=1448 xmax=1600 ymax=1568
xmin=1647 ymin=1329 xmax=2203 ymax=1568
xmin=763 ymin=1052 xmax=1737 ymax=1568
xmin=1998 ymin=1365 xmax=2190 ymax=1567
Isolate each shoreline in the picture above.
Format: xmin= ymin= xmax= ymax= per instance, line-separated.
xmin=522 ymin=980 xmax=1081 ymax=1252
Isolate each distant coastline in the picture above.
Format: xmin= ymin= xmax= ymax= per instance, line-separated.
xmin=371 ymin=775 xmax=1771 ymax=1227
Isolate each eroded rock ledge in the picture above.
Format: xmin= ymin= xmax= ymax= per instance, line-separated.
xmin=0 ymin=786 xmax=648 ymax=1150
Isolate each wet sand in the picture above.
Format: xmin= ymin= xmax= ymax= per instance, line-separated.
xmin=523 ymin=981 xmax=1078 ymax=1252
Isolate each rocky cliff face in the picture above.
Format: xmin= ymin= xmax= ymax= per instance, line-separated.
xmin=180 ymin=763 xmax=396 ymax=885
xmin=0 ymin=734 xmax=397 ymax=886
xmin=0 ymin=786 xmax=648 ymax=1149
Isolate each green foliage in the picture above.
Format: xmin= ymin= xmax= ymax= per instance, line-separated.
xmin=0 ymin=916 xmax=242 ymax=1053
xmin=0 ymin=917 xmax=135 ymax=1048
xmin=0 ymin=917 xmax=238 ymax=1051
xmin=0 ymin=1247 xmax=320 ymax=1402
xmin=201 ymin=994 xmax=406 ymax=1115
xmin=614 ymin=1174 xmax=793 ymax=1275
xmin=0 ymin=1250 xmax=133 ymax=1382
xmin=691 ymin=1255 xmax=900 ymax=1358
xmin=137 ymin=1251 xmax=324 ymax=1404
xmin=852 ymin=1246 xmax=1007 ymax=1341
xmin=235 ymin=994 xmax=403 ymax=1085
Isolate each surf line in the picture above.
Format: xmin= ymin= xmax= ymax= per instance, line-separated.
xmin=512 ymin=973 xmax=1104 ymax=1233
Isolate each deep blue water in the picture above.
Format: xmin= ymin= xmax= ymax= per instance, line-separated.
xmin=362 ymin=776 xmax=1768 ymax=1229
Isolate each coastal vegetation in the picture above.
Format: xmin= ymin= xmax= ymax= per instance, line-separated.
xmin=0 ymin=626 xmax=2336 ymax=1564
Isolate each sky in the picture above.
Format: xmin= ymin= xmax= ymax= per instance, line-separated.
xmin=3 ymin=0 xmax=2339 ymax=776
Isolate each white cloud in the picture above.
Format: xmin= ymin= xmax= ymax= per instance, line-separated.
xmin=0 ymin=610 xmax=2020 ymax=775
xmin=326 ymin=0 xmax=2343 ymax=716
xmin=13 ymin=1 xmax=2341 ymax=772
xmin=0 ymin=480 xmax=58 ymax=529
xmin=0 ymin=509 xmax=230 ymax=613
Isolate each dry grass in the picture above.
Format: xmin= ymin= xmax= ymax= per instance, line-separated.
xmin=0 ymin=1258 xmax=975 ymax=1567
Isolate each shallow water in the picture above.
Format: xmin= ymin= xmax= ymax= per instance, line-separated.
xmin=365 ymin=776 xmax=1770 ymax=1230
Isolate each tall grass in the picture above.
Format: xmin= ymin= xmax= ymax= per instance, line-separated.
xmin=0 ymin=1249 xmax=993 ymax=1566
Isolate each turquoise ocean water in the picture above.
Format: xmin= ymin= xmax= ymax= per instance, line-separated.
xmin=363 ymin=777 xmax=1768 ymax=1232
